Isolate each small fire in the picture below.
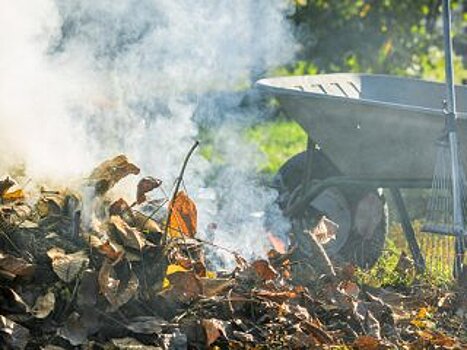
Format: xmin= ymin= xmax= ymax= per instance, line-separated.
xmin=267 ymin=232 xmax=287 ymax=254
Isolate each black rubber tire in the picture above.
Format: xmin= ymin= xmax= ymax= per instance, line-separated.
xmin=275 ymin=151 xmax=388 ymax=268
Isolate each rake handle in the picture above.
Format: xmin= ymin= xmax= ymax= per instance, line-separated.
xmin=442 ymin=0 xmax=457 ymax=120
xmin=443 ymin=0 xmax=465 ymax=278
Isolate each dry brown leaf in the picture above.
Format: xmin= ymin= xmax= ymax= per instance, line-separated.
xmin=200 ymin=278 xmax=235 ymax=298
xmin=98 ymin=259 xmax=139 ymax=311
xmin=47 ymin=248 xmax=89 ymax=283
xmin=136 ymin=176 xmax=162 ymax=204
xmin=352 ymin=335 xmax=382 ymax=350
xmin=109 ymin=198 xmax=131 ymax=216
xmin=0 ymin=177 xmax=15 ymax=197
xmin=417 ymin=329 xmax=458 ymax=348
xmin=99 ymin=240 xmax=124 ymax=261
xmin=311 ymin=216 xmax=338 ymax=245
xmin=132 ymin=211 xmax=163 ymax=234
xmin=202 ymin=319 xmax=226 ymax=346
xmin=32 ymin=290 xmax=55 ymax=319
xmin=109 ymin=215 xmax=147 ymax=250
xmin=339 ymin=280 xmax=360 ymax=299
xmin=289 ymin=330 xmax=318 ymax=349
xmin=0 ymin=252 xmax=36 ymax=279
xmin=254 ymin=290 xmax=299 ymax=303
xmin=301 ymin=320 xmax=334 ymax=345
xmin=251 ymin=260 xmax=278 ymax=281
xmin=88 ymin=155 xmax=140 ymax=195
xmin=394 ymin=251 xmax=415 ymax=276
xmin=36 ymin=194 xmax=65 ymax=217
xmin=340 ymin=263 xmax=357 ymax=281
xmin=168 ymin=191 xmax=197 ymax=238
xmin=166 ymin=270 xmax=203 ymax=301
xmin=83 ymin=233 xmax=124 ymax=261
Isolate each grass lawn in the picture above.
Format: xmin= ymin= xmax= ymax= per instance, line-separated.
xmin=246 ymin=118 xmax=307 ymax=174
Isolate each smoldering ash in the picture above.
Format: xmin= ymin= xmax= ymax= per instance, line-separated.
xmin=0 ymin=0 xmax=296 ymax=266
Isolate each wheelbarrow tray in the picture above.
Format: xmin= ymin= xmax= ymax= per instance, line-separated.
xmin=256 ymin=73 xmax=467 ymax=180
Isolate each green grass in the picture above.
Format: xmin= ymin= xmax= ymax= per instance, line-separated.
xmin=246 ymin=119 xmax=307 ymax=174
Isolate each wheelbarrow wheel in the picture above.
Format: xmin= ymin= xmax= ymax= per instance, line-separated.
xmin=275 ymin=151 xmax=388 ymax=268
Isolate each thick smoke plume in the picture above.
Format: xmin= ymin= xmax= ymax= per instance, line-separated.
xmin=0 ymin=0 xmax=295 ymax=265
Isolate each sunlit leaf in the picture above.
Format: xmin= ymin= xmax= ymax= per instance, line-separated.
xmin=167 ymin=191 xmax=197 ymax=238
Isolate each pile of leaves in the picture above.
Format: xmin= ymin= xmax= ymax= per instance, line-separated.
xmin=0 ymin=154 xmax=465 ymax=349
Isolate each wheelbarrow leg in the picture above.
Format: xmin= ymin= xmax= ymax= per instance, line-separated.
xmin=390 ymin=188 xmax=426 ymax=272
xmin=302 ymin=137 xmax=316 ymax=189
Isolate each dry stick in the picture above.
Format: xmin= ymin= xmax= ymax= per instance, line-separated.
xmin=162 ymin=140 xmax=200 ymax=245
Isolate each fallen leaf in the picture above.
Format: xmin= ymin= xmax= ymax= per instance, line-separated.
xmin=166 ymin=270 xmax=203 ymax=302
xmin=77 ymin=270 xmax=98 ymax=308
xmin=202 ymin=319 xmax=227 ymax=346
xmin=0 ymin=315 xmax=30 ymax=350
xmin=163 ymin=264 xmax=189 ymax=289
xmin=232 ymin=331 xmax=254 ymax=343
xmin=417 ymin=329 xmax=457 ymax=348
xmin=111 ymin=337 xmax=160 ymax=349
xmin=0 ymin=252 xmax=36 ymax=279
xmin=2 ymin=189 xmax=25 ymax=202
xmin=289 ymin=330 xmax=318 ymax=349
xmin=109 ymin=198 xmax=131 ymax=216
xmin=109 ymin=215 xmax=147 ymax=250
xmin=136 ymin=176 xmax=162 ymax=204
xmin=339 ymin=280 xmax=360 ymax=299
xmin=168 ymin=191 xmax=197 ymax=238
xmin=32 ymin=290 xmax=55 ymax=319
xmin=251 ymin=260 xmax=278 ymax=281
xmin=352 ymin=335 xmax=382 ymax=350
xmin=0 ymin=177 xmax=15 ymax=197
xmin=98 ymin=240 xmax=125 ymax=261
xmin=125 ymin=316 xmax=168 ymax=334
xmin=83 ymin=233 xmax=124 ymax=261
xmin=301 ymin=320 xmax=334 ymax=344
xmin=47 ymin=248 xmax=89 ymax=283
xmin=98 ymin=259 xmax=139 ymax=311
xmin=254 ymin=290 xmax=299 ymax=303
xmin=394 ymin=251 xmax=415 ymax=276
xmin=88 ymin=155 xmax=140 ymax=195
xmin=311 ymin=216 xmax=337 ymax=244
xmin=341 ymin=263 xmax=357 ymax=281
xmin=200 ymin=278 xmax=234 ymax=298
xmin=58 ymin=311 xmax=99 ymax=346
xmin=0 ymin=286 xmax=30 ymax=314
xmin=132 ymin=211 xmax=163 ymax=235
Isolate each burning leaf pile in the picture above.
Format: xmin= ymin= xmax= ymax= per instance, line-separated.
xmin=0 ymin=152 xmax=465 ymax=349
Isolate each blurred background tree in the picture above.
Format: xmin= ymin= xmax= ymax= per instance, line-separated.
xmin=279 ymin=0 xmax=466 ymax=82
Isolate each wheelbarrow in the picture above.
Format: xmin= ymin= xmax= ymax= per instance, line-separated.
xmin=256 ymin=73 xmax=467 ymax=269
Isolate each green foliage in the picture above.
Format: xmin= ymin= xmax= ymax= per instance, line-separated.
xmin=246 ymin=119 xmax=307 ymax=174
xmin=357 ymin=222 xmax=458 ymax=288
xmin=356 ymin=239 xmax=414 ymax=288
xmin=283 ymin=0 xmax=466 ymax=80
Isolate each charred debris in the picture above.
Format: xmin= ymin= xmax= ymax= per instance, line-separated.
xmin=0 ymin=144 xmax=465 ymax=349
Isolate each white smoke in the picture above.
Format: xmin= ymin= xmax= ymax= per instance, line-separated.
xmin=0 ymin=0 xmax=295 ymax=265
